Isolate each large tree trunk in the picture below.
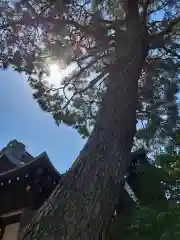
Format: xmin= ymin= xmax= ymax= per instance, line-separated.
xmin=20 ymin=1 xmax=144 ymax=240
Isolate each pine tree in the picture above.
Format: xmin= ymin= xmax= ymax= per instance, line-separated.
xmin=0 ymin=0 xmax=179 ymax=239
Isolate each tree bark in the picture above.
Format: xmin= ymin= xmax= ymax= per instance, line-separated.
xmin=20 ymin=1 xmax=144 ymax=240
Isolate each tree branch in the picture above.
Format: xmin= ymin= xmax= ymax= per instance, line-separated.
xmin=149 ymin=16 xmax=180 ymax=49
xmin=160 ymin=16 xmax=180 ymax=36
xmin=141 ymin=0 xmax=151 ymax=24
xmin=63 ymin=71 xmax=106 ymax=110
xmin=164 ymin=47 xmax=180 ymax=60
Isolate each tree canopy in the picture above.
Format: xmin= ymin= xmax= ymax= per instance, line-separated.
xmin=0 ymin=0 xmax=179 ymax=153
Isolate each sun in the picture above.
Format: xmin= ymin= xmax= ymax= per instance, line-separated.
xmin=47 ymin=62 xmax=77 ymax=86
xmin=49 ymin=64 xmax=60 ymax=75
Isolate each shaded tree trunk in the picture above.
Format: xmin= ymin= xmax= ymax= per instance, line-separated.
xmin=20 ymin=1 xmax=144 ymax=240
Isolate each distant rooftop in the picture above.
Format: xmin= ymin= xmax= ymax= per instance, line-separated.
xmin=0 ymin=140 xmax=34 ymax=168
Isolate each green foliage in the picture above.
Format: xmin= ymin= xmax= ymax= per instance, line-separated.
xmin=92 ymin=0 xmax=103 ymax=12
xmin=176 ymin=130 xmax=180 ymax=147
xmin=136 ymin=68 xmax=179 ymax=153
xmin=132 ymin=166 xmax=167 ymax=205
xmin=110 ymin=134 xmax=180 ymax=239
xmin=117 ymin=205 xmax=180 ymax=240
xmin=0 ymin=0 xmax=179 ymax=141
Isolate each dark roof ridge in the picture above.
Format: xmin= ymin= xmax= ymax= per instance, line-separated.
xmin=0 ymin=152 xmax=60 ymax=179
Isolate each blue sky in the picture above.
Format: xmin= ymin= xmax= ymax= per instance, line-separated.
xmin=0 ymin=68 xmax=85 ymax=173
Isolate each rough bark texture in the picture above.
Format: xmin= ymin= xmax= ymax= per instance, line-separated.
xmin=20 ymin=1 xmax=144 ymax=240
